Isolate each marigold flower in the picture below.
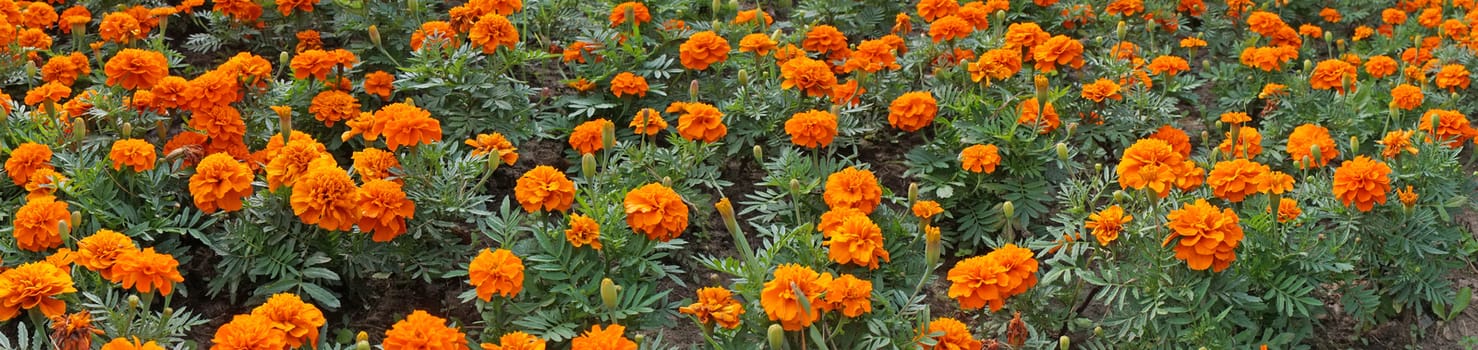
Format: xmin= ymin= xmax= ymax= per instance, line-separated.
xmin=40 ymin=52 xmax=90 ymax=86
xmin=968 ymin=48 xmax=1022 ymax=84
xmin=1378 ymin=130 xmax=1418 ymax=159
xmin=818 ymin=207 xmax=866 ymax=234
xmin=101 ymin=337 xmax=164 ymax=350
xmin=98 ymin=12 xmax=144 ymax=44
xmin=738 ymin=33 xmax=778 ymax=56
xmin=1310 ymin=59 xmax=1357 ymax=94
xmin=290 ymin=50 xmax=337 ymax=80
xmin=0 ymin=262 xmax=77 ymax=320
xmin=669 ymin=101 xmax=727 ymax=142
xmin=1332 ymin=156 xmax=1392 ymax=212
xmin=276 ymin=0 xmax=315 ymax=16
xmin=74 ymin=229 xmax=137 ymax=280
xmin=825 ymin=215 xmax=891 ymax=269
xmin=1081 ymin=78 xmax=1122 ymax=103
xmin=761 ymin=264 xmax=825 ymax=330
xmin=1286 ymin=124 xmax=1339 ymax=168
xmin=569 ymin=118 xmax=613 ymax=155
xmin=375 ymin=103 xmax=443 ymax=150
xmin=1420 ymin=109 xmax=1477 ymax=147
xmin=362 ymin=71 xmax=395 ymax=99
xmin=1117 ymin=138 xmax=1192 ymax=197
xmin=929 ymin=15 xmax=973 ymax=43
xmin=679 ymin=31 xmax=730 ymax=71
xmin=1162 ymin=199 xmax=1243 ymax=272
xmin=1397 ymin=185 xmax=1418 ymax=208
xmin=823 ymin=167 xmax=883 ymax=214
xmin=1146 ymin=55 xmax=1189 ymax=76
xmin=608 ymin=72 xmax=648 ymax=98
xmin=629 ymin=108 xmax=667 ymax=136
xmin=570 ymin=324 xmax=636 ymax=350
xmin=104 ymin=49 xmax=169 ymax=90
xmin=24 ymin=168 xmax=66 ymax=201
xmin=843 ymin=38 xmax=900 ymax=73
xmin=680 ymin=287 xmax=745 ymax=329
xmin=1216 ymin=126 xmax=1263 ymax=159
xmin=608 ymin=2 xmax=651 ymax=27
xmin=920 ymin=317 xmax=981 ymax=349
xmin=732 ymin=8 xmax=774 ymax=26
xmin=351 ymin=148 xmax=402 ymax=182
xmin=780 ymin=56 xmax=837 ymax=98
xmin=308 ymin=90 xmax=360 ymax=127
xmin=290 ymin=166 xmax=360 ymax=231
xmin=912 ymin=200 xmax=944 ymax=220
xmin=267 ymin=139 xmax=332 ymax=191
xmin=468 ymin=248 xmax=524 ymax=301
xmin=800 ymin=24 xmax=847 ymax=54
xmin=960 ymin=144 xmax=1001 ymax=173
xmin=893 ymin=12 xmax=914 ymax=34
xmin=106 ymin=139 xmax=157 ymax=172
xmin=466 ymin=133 xmax=519 ymax=165
xmin=947 ymin=244 xmax=1039 ymax=311
xmin=784 ymin=109 xmax=839 ymax=148
xmin=1017 ymin=97 xmax=1060 ymax=133
xmin=1436 ymin=64 xmax=1472 ymax=91
xmin=6 ymin=142 xmax=54 ymax=186
xmin=623 ymin=183 xmax=689 ymax=241
xmin=821 ymin=274 xmax=872 ymax=317
xmin=1086 ymin=205 xmax=1131 ymax=246
xmin=467 ymin=13 xmax=519 ymax=54
xmin=249 ymin=293 xmax=325 ymax=348
xmin=1269 ymin=197 xmax=1302 ymax=223
xmin=25 ymin=81 xmax=71 ymax=106
xmin=917 ymin=0 xmax=959 ymax=22
xmin=11 ymin=195 xmax=70 ymax=252
xmin=1238 ymin=45 xmax=1298 ymax=71
xmin=110 ymin=247 xmax=184 ymax=295
xmin=1207 ymin=159 xmax=1272 ymax=202
xmin=1389 ymin=84 xmax=1423 ymax=110
xmin=358 ymin=179 xmax=416 ymax=242
xmin=886 ymin=91 xmax=938 ymax=132
xmin=481 ymin=332 xmax=545 ymax=350
xmin=383 ymin=310 xmax=469 ymax=350
xmin=1106 ymin=0 xmax=1144 ymax=15
xmin=1179 ymin=37 xmax=1207 ymax=49
xmin=514 ymin=166 xmax=575 ymax=213
xmin=1032 ymin=35 xmax=1084 ymax=71
xmin=565 ymin=214 xmax=601 ymax=250
xmin=210 ymin=314 xmax=287 ymax=350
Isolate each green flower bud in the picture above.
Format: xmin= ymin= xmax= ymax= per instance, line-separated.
xmin=1002 ymin=201 xmax=1015 ymax=218
xmin=581 ymin=153 xmax=597 ymax=179
xmin=601 ymin=278 xmax=619 ymax=309
xmin=1060 ymin=336 xmax=1071 ymax=350
xmin=1056 ymin=142 xmax=1070 ymax=161
xmin=908 ymin=182 xmax=919 ymax=204
xmin=753 ymin=145 xmax=763 ymax=163
xmin=768 ymin=324 xmax=786 ymax=349
xmin=369 ymin=25 xmax=382 ymax=48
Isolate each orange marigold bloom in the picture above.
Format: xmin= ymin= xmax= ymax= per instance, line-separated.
xmin=1310 ymin=59 xmax=1358 ymax=94
xmin=843 ymin=38 xmax=900 ymax=73
xmin=732 ymin=8 xmax=774 ymax=26
xmin=375 ymin=103 xmax=443 ymax=150
xmin=290 ymin=50 xmax=337 ymax=80
xmin=358 ymin=179 xmax=416 ymax=242
xmin=189 ymin=153 xmax=254 ymax=213
xmin=469 ymin=13 xmax=519 ymax=54
xmin=308 ymin=90 xmax=360 ymax=127
xmin=41 ymin=52 xmax=90 ymax=86
xmin=383 ymin=310 xmax=469 ymax=350
xmin=25 ymin=81 xmax=72 ymax=106
xmin=968 ymin=48 xmax=1022 ymax=84
xmin=470 ymin=0 xmax=522 ymax=15
xmin=101 ymin=337 xmax=165 ymax=350
xmin=825 ymin=215 xmax=890 ymax=269
xmin=480 ymin=332 xmax=546 ymax=350
xmin=290 ymin=166 xmax=361 ymax=231
xmin=830 ymin=79 xmax=866 ymax=106
xmin=469 ymin=248 xmax=524 ymax=300
xmin=364 ymin=71 xmax=394 ymax=99
xmin=109 ymin=139 xmax=157 ymax=172
xmin=565 ymin=214 xmax=601 ymax=250
xmin=738 ymin=33 xmax=778 ymax=56
xmin=1207 ymin=159 xmax=1271 ymax=202
xmin=960 ymin=144 xmax=1001 ymax=173
xmin=249 ymin=293 xmax=325 ymax=349
xmin=466 ymin=133 xmax=519 ymax=165
xmin=1287 ymin=124 xmax=1339 ymax=168
xmin=570 ymin=324 xmax=636 ymax=350
xmin=679 ymin=31 xmax=730 ymax=71
xmin=669 ymin=101 xmax=727 ymax=142
xmin=24 ymin=168 xmax=65 ymax=201
xmin=921 ymin=317 xmax=981 ymax=350
xmin=1435 ymin=64 xmax=1472 ymax=91
xmin=802 ymin=24 xmax=848 ymax=54
xmin=609 ymin=72 xmax=648 ymax=98
xmin=1273 ymin=197 xmax=1301 ymax=223
xmin=1117 ymin=138 xmax=1187 ymax=197
xmin=1032 ymin=35 xmax=1084 ymax=71
xmin=515 ymin=166 xmax=575 ymax=213
xmin=98 ymin=12 xmax=144 ymax=44
xmin=916 ymin=0 xmax=959 ymax=22
xmin=679 ymin=287 xmax=745 ymax=329
xmin=110 ymin=247 xmax=184 ymax=295
xmin=1391 ymin=83 xmax=1423 ymax=110
xmin=1238 ymin=45 xmax=1298 ymax=71
xmin=1320 ymin=8 xmax=1341 ymax=22
xmin=6 ymin=142 xmax=54 ymax=185
xmin=1298 ymin=24 xmax=1323 ymax=38
xmin=1220 ymin=112 xmax=1250 ymax=125
xmin=761 ymin=264 xmax=825 ymax=330
xmin=1397 ymin=185 xmax=1418 ymax=208
xmin=947 ymin=244 xmax=1039 ymax=311
xmin=784 ymin=109 xmax=839 ymax=148
xmin=629 ymin=108 xmax=667 ymax=136
xmin=1258 ymin=83 xmax=1287 ymax=99
xmin=624 ymin=183 xmax=690 ymax=241
xmin=821 ymin=274 xmax=872 ymax=317
xmin=893 ymin=12 xmax=914 ymax=34
xmin=956 ymin=2 xmax=991 ymax=30
xmin=351 ymin=148 xmax=402 ymax=182
xmin=608 ymin=2 xmax=651 ymax=27
xmin=1081 ymin=78 xmax=1123 ymax=102
xmin=1162 ymin=199 xmax=1243 ymax=272
xmin=1378 ymin=130 xmax=1419 ymax=159
xmin=0 ymin=262 xmax=77 ymax=320
xmin=1180 ymin=37 xmax=1207 ymax=48
xmin=888 ymin=91 xmax=938 ymax=132
xmin=1086 ymin=205 xmax=1131 ymax=246
xmin=1420 ymin=109 xmax=1477 ymax=147
xmin=104 ymin=49 xmax=168 ymax=90
xmin=569 ymin=118 xmax=613 ymax=155
xmin=824 ymin=167 xmax=883 ymax=214
xmin=1333 ymin=157 xmax=1393 ymax=212
xmin=1146 ymin=55 xmax=1189 ymax=75
xmin=75 ymin=229 xmax=137 ymax=280
xmin=1105 ymin=0 xmax=1143 ymax=15
xmin=295 ymin=29 xmax=323 ymax=53
xmin=1017 ymin=97 xmax=1060 ymax=133
xmin=11 ymin=196 xmax=69 ymax=252
xmin=1004 ymin=22 xmax=1050 ymax=50
xmin=276 ymin=0 xmax=315 ymax=16
xmin=1216 ymin=126 xmax=1263 ymax=159
xmin=266 ymin=139 xmax=332 ymax=190
xmin=1382 ymin=8 xmax=1407 ymax=25
xmin=928 ymin=15 xmax=973 ymax=43
xmin=912 ymin=200 xmax=944 ymax=220
xmin=211 ymin=314 xmax=286 ymax=350
xmin=780 ymin=56 xmax=838 ymax=98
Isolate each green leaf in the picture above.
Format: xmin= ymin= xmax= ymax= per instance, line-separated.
xmin=299 ymin=282 xmax=342 ymax=309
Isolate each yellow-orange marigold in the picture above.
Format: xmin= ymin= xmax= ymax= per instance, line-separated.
xmin=960 ymin=144 xmax=1001 ymax=173
xmin=629 ymin=108 xmax=667 ymax=136
xmin=110 ymin=247 xmax=184 ymax=295
xmin=679 ymin=287 xmax=745 ymax=329
xmin=6 ymin=142 xmax=54 ymax=186
xmin=888 ymin=91 xmax=938 ymax=132
xmin=358 ymin=179 xmax=416 ymax=242
xmin=469 ymin=248 xmax=524 ymax=301
xmin=249 ymin=293 xmax=325 ymax=349
xmin=514 ymin=165 xmax=575 ymax=213
xmin=784 ymin=109 xmax=839 ymax=148
xmin=1207 ymin=159 xmax=1272 ymax=202
xmin=104 ymin=49 xmax=169 ymax=90
xmin=624 ymin=183 xmax=689 ymax=241
xmin=0 ymin=262 xmax=77 ymax=320
xmin=1332 ymin=156 xmax=1392 ymax=212
xmin=680 ymin=31 xmax=730 ymax=71
xmin=109 ymin=139 xmax=157 ymax=172
xmin=570 ymin=324 xmax=636 ymax=350
xmin=946 ymin=244 xmax=1039 ymax=311
xmin=1086 ymin=205 xmax=1131 ymax=246
xmin=469 ymin=13 xmax=518 ymax=54
xmin=1162 ymin=199 xmax=1243 ymax=272
xmin=921 ymin=317 xmax=981 ymax=350
xmin=565 ymin=214 xmax=601 ymax=250
xmin=289 ymin=166 xmax=361 ymax=231
xmin=761 ymin=264 xmax=825 ymax=330
xmin=780 ymin=56 xmax=838 ymax=98
xmin=12 ymin=196 xmax=71 ymax=252
xmin=669 ymin=102 xmax=727 ymax=143
xmin=825 ymin=215 xmax=891 ymax=269
xmin=75 ymin=229 xmax=138 ymax=280
xmin=821 ymin=274 xmax=873 ymax=317
xmin=382 ymin=310 xmax=469 ymax=350
xmin=823 ymin=167 xmax=883 ymax=213
xmin=466 ymin=133 xmax=519 ymax=166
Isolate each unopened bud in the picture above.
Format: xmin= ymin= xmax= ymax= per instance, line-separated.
xmin=716 ymin=197 xmax=738 ymax=232
xmin=1060 ymin=336 xmax=1071 ymax=350
xmin=356 ymin=331 xmax=369 ymax=343
xmin=738 ymin=69 xmax=749 ymax=85
xmin=1065 ymin=122 xmax=1078 ymax=138
xmin=768 ymin=324 xmax=786 ymax=349
xmin=689 ymin=80 xmax=700 ymax=101
xmin=753 ymin=145 xmax=763 ymax=162
xmin=634 ymin=334 xmax=645 ymax=345
xmin=1056 ymin=143 xmax=1070 ymax=161
xmin=121 ymin=122 xmax=133 ymax=138
xmin=279 ymin=52 xmax=291 ymax=72
xmin=662 ymin=176 xmax=672 ymax=187
xmin=407 ymin=0 xmax=418 ymax=10
xmin=1324 ymin=31 xmax=1333 ymax=43
xmin=601 ymin=122 xmax=616 ymax=150
xmin=1310 ymin=145 xmax=1323 ymax=167
xmin=1094 ymin=326 xmax=1103 ymax=337
xmin=25 ymin=61 xmax=36 ymax=78
xmin=162 ymin=307 xmax=174 ymax=318
xmin=600 ymin=278 xmax=619 ymax=309
xmin=1113 ymin=190 xmax=1127 ymax=203
xmin=128 ymin=295 xmax=140 ymax=309
xmin=1116 ymin=21 xmax=1126 ymax=40
xmin=1094 ymin=163 xmax=1103 ymax=172
xmin=581 ymin=153 xmax=597 ymax=179
xmin=1002 ymin=201 xmax=1015 ymax=218
xmin=1349 ymin=136 xmax=1358 ymax=155
xmin=908 ymin=182 xmax=919 ymax=204
xmin=1302 ymin=59 xmax=1312 ymax=72
xmin=369 ymin=25 xmax=382 ymax=48
xmin=789 ymin=179 xmax=801 ymax=196
xmin=73 ymin=117 xmax=87 ymax=141
xmin=1336 ymin=39 xmax=1347 ymax=52
xmin=924 ymin=225 xmax=941 ymax=267
xmin=69 ymin=211 xmax=81 ymax=231
xmin=1034 ymin=74 xmax=1049 ymax=101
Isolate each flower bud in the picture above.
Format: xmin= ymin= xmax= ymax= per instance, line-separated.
xmin=1336 ymin=39 xmax=1347 ymax=52
xmin=24 ymin=61 xmax=36 ymax=79
xmin=908 ymin=182 xmax=919 ymax=204
xmin=1302 ymin=59 xmax=1312 ymax=72
xmin=768 ymin=324 xmax=786 ymax=349
xmin=789 ymin=179 xmax=802 ymax=196
xmin=163 ymin=307 xmax=174 ymax=318
xmin=128 ymin=295 xmax=140 ymax=309
xmin=58 ymin=220 xmax=71 ymax=241
xmin=1310 ymin=145 xmax=1322 ymax=167
xmin=662 ymin=176 xmax=672 ymax=187
xmin=486 ymin=152 xmax=501 ymax=173
xmin=1115 ymin=21 xmax=1126 ymax=41
xmin=581 ymin=153 xmax=597 ymax=179
xmin=716 ymin=198 xmax=738 ymax=232
xmin=369 ymin=25 xmax=382 ymax=48
xmin=634 ymin=334 xmax=645 ymax=345
xmin=1060 ymin=336 xmax=1071 ymax=350
xmin=1094 ymin=326 xmax=1103 ymax=337
xmin=1034 ymin=74 xmax=1049 ymax=101
xmin=1065 ymin=122 xmax=1078 ymax=138
xmin=924 ymin=225 xmax=941 ymax=267
xmin=73 ymin=117 xmax=87 ymax=142
xmin=1323 ymin=31 xmax=1333 ymax=43
xmin=407 ymin=0 xmax=419 ymax=10
xmin=753 ymin=145 xmax=763 ymax=162
xmin=356 ymin=331 xmax=369 ymax=343
xmin=601 ymin=122 xmax=616 ymax=150
xmin=770 ymin=29 xmax=784 ymax=42
xmin=1349 ymin=136 xmax=1358 ymax=155
xmin=738 ymin=69 xmax=749 ymax=85
xmin=279 ymin=52 xmax=291 ymax=72
xmin=601 ymin=278 xmax=619 ymax=309
xmin=121 ymin=122 xmax=133 ymax=138
xmin=689 ymin=80 xmax=700 ymax=101
xmin=279 ymin=109 xmax=294 ymax=142
xmin=1002 ymin=201 xmax=1015 ymax=218
xmin=1056 ymin=143 xmax=1070 ymax=161
xmin=1094 ymin=163 xmax=1103 ymax=172
xmin=1113 ymin=190 xmax=1127 ymax=203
